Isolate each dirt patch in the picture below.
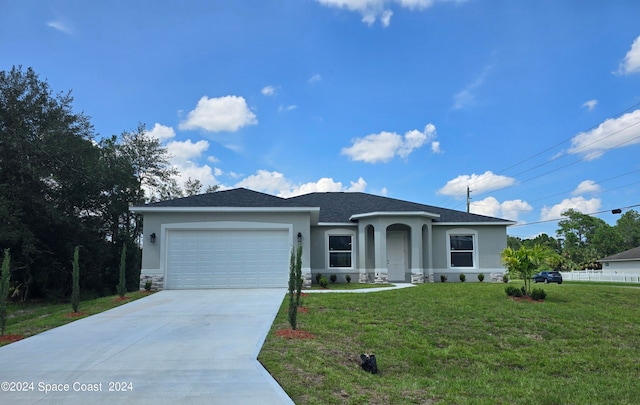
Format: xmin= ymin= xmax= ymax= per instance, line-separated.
xmin=65 ymin=312 xmax=88 ymax=318
xmin=298 ymin=306 xmax=309 ymax=314
xmin=275 ymin=329 xmax=316 ymax=339
xmin=0 ymin=334 xmax=24 ymax=343
xmin=114 ymin=296 xmax=131 ymax=302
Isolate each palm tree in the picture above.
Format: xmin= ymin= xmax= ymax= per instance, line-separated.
xmin=501 ymin=245 xmax=554 ymax=296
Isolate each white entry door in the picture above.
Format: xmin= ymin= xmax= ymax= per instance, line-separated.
xmin=387 ymin=231 xmax=407 ymax=282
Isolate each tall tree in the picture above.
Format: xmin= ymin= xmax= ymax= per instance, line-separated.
xmin=0 ymin=66 xmax=102 ymax=300
xmin=615 ymin=209 xmax=640 ymax=251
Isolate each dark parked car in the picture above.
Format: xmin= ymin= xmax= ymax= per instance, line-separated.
xmin=533 ymin=271 xmax=563 ymax=284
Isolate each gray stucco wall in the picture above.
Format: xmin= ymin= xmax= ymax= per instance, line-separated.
xmin=431 ymin=224 xmax=507 ymax=280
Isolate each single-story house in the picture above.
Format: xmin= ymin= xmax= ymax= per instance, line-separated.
xmin=130 ymin=188 xmax=515 ymax=290
xmin=598 ymin=246 xmax=640 ymax=273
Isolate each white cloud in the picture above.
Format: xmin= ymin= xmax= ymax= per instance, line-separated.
xmin=213 ymin=167 xmax=223 ymax=176
xmin=438 ymin=171 xmax=517 ymax=198
xmin=145 ymin=123 xmax=176 ymax=141
xmin=261 ymin=85 xmax=276 ymax=96
xmin=540 ymin=197 xmax=601 ymax=222
xmin=178 ymin=95 xmax=257 ymax=132
xmin=167 ymin=139 xmax=209 ymax=162
xmin=470 ymin=196 xmax=532 ymax=222
xmin=568 ymin=109 xmax=640 ymax=160
xmin=46 ymin=20 xmax=72 ymax=34
xmin=278 ymin=104 xmax=298 ymax=112
xmin=207 ymin=156 xmax=220 ymax=164
xmin=572 ymin=180 xmax=601 ymax=196
xmin=233 ymin=170 xmax=367 ymax=197
xmin=309 ymin=74 xmax=322 ymax=84
xmin=431 ymin=141 xmax=442 ymax=153
xmin=616 ymin=35 xmax=640 ymax=75
xmin=582 ymin=99 xmax=598 ymax=111
xmin=452 ymin=64 xmax=493 ymax=110
xmin=341 ymin=123 xmax=437 ymax=163
xmin=315 ymin=0 xmax=462 ymax=26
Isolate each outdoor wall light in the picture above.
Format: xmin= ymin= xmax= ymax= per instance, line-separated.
xmin=150 ymin=233 xmax=156 ymax=244
xmin=297 ymin=232 xmax=302 ymax=244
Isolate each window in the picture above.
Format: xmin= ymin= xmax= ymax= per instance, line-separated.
xmin=329 ymin=235 xmax=352 ymax=268
xmin=448 ymin=233 xmax=475 ymax=268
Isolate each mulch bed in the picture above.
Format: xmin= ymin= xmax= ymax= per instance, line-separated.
xmin=114 ymin=296 xmax=131 ymax=302
xmin=65 ymin=311 xmax=88 ymax=318
xmin=509 ymin=296 xmax=544 ymax=303
xmin=298 ymin=307 xmax=309 ymax=314
xmin=275 ymin=329 xmax=316 ymax=339
xmin=0 ymin=334 xmax=25 ymax=343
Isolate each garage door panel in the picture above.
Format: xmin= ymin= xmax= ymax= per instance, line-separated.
xmin=166 ymin=229 xmax=290 ymax=289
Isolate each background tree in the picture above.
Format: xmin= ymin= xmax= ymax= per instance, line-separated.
xmin=71 ymin=246 xmax=80 ymax=313
xmin=615 ymin=209 xmax=640 ymax=251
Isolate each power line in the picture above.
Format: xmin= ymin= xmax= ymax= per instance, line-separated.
xmin=509 ymin=203 xmax=640 ymax=228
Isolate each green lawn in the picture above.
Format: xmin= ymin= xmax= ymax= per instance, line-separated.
xmin=259 ymin=282 xmax=640 ymax=404
xmin=1 ymin=291 xmax=153 ymax=346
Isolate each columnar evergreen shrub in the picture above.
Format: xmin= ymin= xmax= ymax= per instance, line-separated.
xmin=294 ymin=245 xmax=302 ymax=308
xmin=71 ymin=246 xmax=80 ymax=313
xmin=117 ymin=244 xmax=127 ymax=298
xmin=0 ymin=249 xmax=11 ymax=335
xmin=288 ymin=245 xmax=303 ymax=330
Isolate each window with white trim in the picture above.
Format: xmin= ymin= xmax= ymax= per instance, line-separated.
xmin=448 ymin=232 xmax=476 ymax=268
xmin=328 ymin=235 xmax=352 ymax=268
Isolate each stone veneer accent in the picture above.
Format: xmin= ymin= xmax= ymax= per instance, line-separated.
xmin=491 ymin=273 xmax=505 ymax=283
xmin=374 ymin=272 xmax=388 ymax=284
xmin=302 ymin=273 xmax=312 ymax=288
xmin=411 ymin=273 xmax=425 ymax=284
xmin=140 ymin=274 xmax=164 ymax=291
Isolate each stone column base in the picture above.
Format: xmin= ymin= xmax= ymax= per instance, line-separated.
xmin=411 ymin=273 xmax=425 ymax=283
xmin=374 ymin=272 xmax=388 ymax=284
xmin=140 ymin=274 xmax=164 ymax=291
xmin=302 ymin=273 xmax=313 ymax=288
xmin=491 ymin=273 xmax=505 ymax=283
xmin=359 ymin=273 xmax=371 ymax=283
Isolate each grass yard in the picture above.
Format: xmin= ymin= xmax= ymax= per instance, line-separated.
xmin=259 ymin=282 xmax=640 ymax=404
xmin=1 ymin=291 xmax=153 ymax=346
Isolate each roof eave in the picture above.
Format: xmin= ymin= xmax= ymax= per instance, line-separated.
xmin=349 ymin=211 xmax=441 ymax=221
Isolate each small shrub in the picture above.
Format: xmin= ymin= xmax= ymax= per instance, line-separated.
xmin=319 ymin=276 xmax=329 ymax=288
xmin=459 ymin=273 xmax=466 ymax=282
xmin=345 ymin=274 xmax=351 ymax=283
xmin=521 ymin=286 xmax=527 ymax=296
xmin=531 ymin=288 xmax=547 ymax=301
xmin=315 ymin=273 xmax=322 ymax=284
xmin=440 ymin=274 xmax=447 ymax=283
xmin=477 ymin=273 xmax=485 ymax=282
xmin=144 ymin=280 xmax=152 ymax=292
xmin=502 ymin=274 xmax=509 ymax=283
xmin=330 ymin=274 xmax=337 ymax=284
xmin=505 ymin=286 xmax=522 ymax=297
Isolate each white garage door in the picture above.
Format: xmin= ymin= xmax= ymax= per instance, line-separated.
xmin=165 ymin=229 xmax=290 ymax=289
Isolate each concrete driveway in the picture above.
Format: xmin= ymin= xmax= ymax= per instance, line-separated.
xmin=0 ymin=289 xmax=294 ymax=405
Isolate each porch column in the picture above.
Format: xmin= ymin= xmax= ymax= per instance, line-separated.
xmin=357 ymin=224 xmax=368 ymax=284
xmin=374 ymin=226 xmax=388 ymax=284
xmin=410 ymin=224 xmax=424 ymax=283
xmin=426 ymin=223 xmax=434 ymax=283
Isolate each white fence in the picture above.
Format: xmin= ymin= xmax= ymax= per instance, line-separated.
xmin=560 ymin=271 xmax=640 ymax=283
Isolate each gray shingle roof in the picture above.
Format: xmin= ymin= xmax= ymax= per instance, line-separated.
xmin=287 ymin=192 xmax=512 ymax=223
xmin=139 ymin=188 xmax=307 ymax=208
xmin=137 ymin=188 xmax=512 ymax=224
xmin=600 ymin=246 xmax=640 ymax=262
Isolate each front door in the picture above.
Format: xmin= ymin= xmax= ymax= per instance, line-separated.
xmin=387 ymin=231 xmax=407 ymax=282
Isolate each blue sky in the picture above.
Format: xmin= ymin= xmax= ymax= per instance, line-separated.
xmin=2 ymin=0 xmax=640 ymax=238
